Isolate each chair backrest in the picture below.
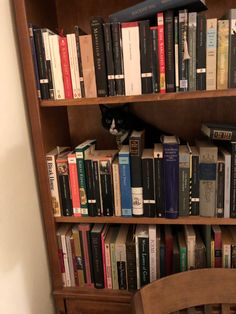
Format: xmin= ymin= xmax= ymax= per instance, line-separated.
xmin=132 ymin=269 xmax=236 ymax=314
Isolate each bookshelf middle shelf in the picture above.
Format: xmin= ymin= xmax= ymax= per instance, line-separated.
xmin=55 ymin=216 xmax=236 ymax=225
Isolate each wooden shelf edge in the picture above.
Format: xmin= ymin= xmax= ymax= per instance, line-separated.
xmin=55 ymin=216 xmax=236 ymax=225
xmin=40 ymin=89 xmax=236 ymax=107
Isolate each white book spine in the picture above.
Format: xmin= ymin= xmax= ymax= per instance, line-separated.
xmin=105 ymin=243 xmax=112 ymax=289
xmin=112 ymin=161 xmax=121 ymax=216
xmin=67 ymin=34 xmax=81 ymax=98
xmin=206 ymin=18 xmax=217 ymax=90
xmin=224 ymin=154 xmax=231 ymax=218
xmin=148 ymin=225 xmax=156 ymax=282
xmin=187 ymin=236 xmax=195 ymax=269
xmin=131 ymin=187 xmax=143 ymax=216
xmin=121 ymin=23 xmax=141 ymax=96
xmin=61 ymin=234 xmax=71 ymax=287
xmin=174 ymin=16 xmax=179 ymax=91
xmin=223 ymin=243 xmax=231 ymax=268
xmin=49 ymin=34 xmax=65 ymax=100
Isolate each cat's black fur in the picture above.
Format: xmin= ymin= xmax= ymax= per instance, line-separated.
xmin=99 ymin=104 xmax=169 ymax=147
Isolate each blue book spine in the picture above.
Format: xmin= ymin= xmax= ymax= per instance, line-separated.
xmin=163 ymin=143 xmax=179 ymax=218
xmin=119 ymin=153 xmax=132 ymax=216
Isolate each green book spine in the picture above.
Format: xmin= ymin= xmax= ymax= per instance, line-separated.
xmin=110 ymin=242 xmax=119 ymax=290
xmin=179 ymin=246 xmax=187 ymax=271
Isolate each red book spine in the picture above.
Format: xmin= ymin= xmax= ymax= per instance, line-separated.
xmin=214 ymin=229 xmax=222 ymax=268
xmin=59 ymin=36 xmax=73 ymax=99
xmin=157 ymin=12 xmax=166 ymax=94
xmin=79 ymin=224 xmax=93 ymax=287
xmin=165 ymin=226 xmax=173 ymax=275
xmin=68 ymin=153 xmax=81 ymax=217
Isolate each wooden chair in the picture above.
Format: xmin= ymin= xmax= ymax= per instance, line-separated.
xmin=132 ymin=269 xmax=236 ymax=314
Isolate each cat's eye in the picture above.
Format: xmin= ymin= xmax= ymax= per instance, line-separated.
xmin=117 ymin=119 xmax=123 ymax=125
xmin=105 ymin=118 xmax=112 ymax=124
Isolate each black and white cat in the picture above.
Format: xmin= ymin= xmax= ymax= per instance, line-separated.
xmin=99 ymin=104 xmax=169 ymax=148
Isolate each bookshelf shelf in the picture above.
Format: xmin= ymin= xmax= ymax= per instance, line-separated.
xmin=40 ymin=89 xmax=236 ymax=107
xmin=55 ymin=216 xmax=236 ymax=225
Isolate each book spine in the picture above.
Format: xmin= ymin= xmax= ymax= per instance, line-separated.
xmin=163 ymin=143 xmax=179 ymax=218
xmin=70 ymin=237 xmax=79 ymax=286
xmin=100 ymin=160 xmax=114 ymax=216
xmin=84 ymin=159 xmax=97 ymax=217
xmin=126 ymin=241 xmax=137 ymax=290
xmin=105 ymin=242 xmax=112 ymax=289
xmin=59 ymin=36 xmax=73 ymax=98
xmin=74 ymin=26 xmax=85 ymax=97
xmin=103 ymin=23 xmax=116 ymax=96
xmin=228 ymin=9 xmax=236 ymax=88
xmin=149 ymin=225 xmax=156 ymax=282
xmin=178 ymin=9 xmax=189 ymax=92
xmin=179 ymin=246 xmax=187 ymax=272
xmin=216 ymin=161 xmax=225 ymax=218
xmin=61 ymin=234 xmax=71 ymax=286
xmin=188 ymin=12 xmax=197 ymax=91
xmin=206 ymin=18 xmax=217 ymax=91
xmin=46 ymin=154 xmax=62 ymax=217
xmin=76 ymin=151 xmax=88 ymax=216
xmin=165 ymin=227 xmax=173 ymax=275
xmin=57 ymin=233 xmax=66 ymax=286
xmin=191 ymin=154 xmax=200 ymax=215
xmin=119 ymin=153 xmax=132 ymax=216
xmin=174 ymin=16 xmax=180 ymax=92
xmin=110 ymin=242 xmax=119 ymax=290
xmin=222 ymin=243 xmax=231 ymax=268
xmin=179 ymin=151 xmax=190 ymax=216
xmin=68 ymin=154 xmax=81 ymax=217
xmin=196 ymin=14 xmax=206 ymax=90
xmin=230 ymin=143 xmax=236 ymax=218
xmin=33 ymin=28 xmax=50 ymax=99
xmin=157 ymin=12 xmax=166 ymax=94
xmin=224 ymin=153 xmax=231 ymax=218
xmin=72 ymin=228 xmax=85 ymax=286
xmin=79 ymin=226 xmax=93 ymax=286
xmin=91 ymin=231 xmax=104 ymax=288
xmin=42 ymin=30 xmax=54 ymax=99
xmin=116 ymin=244 xmax=127 ymax=290
xmin=67 ymin=34 xmax=82 ymax=98
xmin=29 ymin=25 xmax=41 ymax=98
xmin=93 ymin=160 xmax=103 ymax=216
xmin=164 ymin=10 xmax=175 ymax=93
xmin=66 ymin=234 xmax=76 ymax=286
xmin=91 ymin=17 xmax=108 ymax=97
xmin=217 ymin=20 xmax=229 ymax=90
xmin=112 ymin=161 xmax=122 ymax=216
xmin=154 ymin=155 xmax=164 ymax=217
xmin=186 ymin=236 xmax=195 ymax=270
xmin=122 ymin=22 xmax=142 ymax=96
xmin=139 ymin=20 xmax=153 ymax=94
xmin=111 ymin=23 xmax=125 ymax=95
xmin=150 ymin=27 xmax=160 ymax=93
xmin=48 ymin=34 xmax=65 ymax=100
xmin=142 ymin=157 xmax=155 ymax=217
xmin=138 ymin=237 xmax=150 ymax=287
xmin=232 ymin=245 xmax=236 ymax=268
xmin=213 ymin=229 xmax=222 ymax=268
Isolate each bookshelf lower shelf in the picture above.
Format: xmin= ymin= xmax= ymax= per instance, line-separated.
xmin=55 ymin=216 xmax=236 ymax=225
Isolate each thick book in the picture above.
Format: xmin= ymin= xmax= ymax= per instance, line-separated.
xmin=221 ymin=226 xmax=233 ymax=268
xmin=196 ymin=14 xmax=206 ymax=90
xmin=188 ymin=12 xmax=197 ymax=91
xmin=201 ymin=122 xmax=236 ymax=141
xmin=129 ymin=130 xmax=145 ymax=216
xmin=121 ymin=22 xmax=142 ymax=96
xmin=217 ymin=20 xmax=229 ymax=90
xmin=139 ymin=20 xmax=153 ymax=94
xmin=90 ymin=17 xmax=108 ymax=97
xmin=206 ymin=18 xmax=217 ymax=91
xmin=111 ymin=23 xmax=125 ymax=95
xmin=59 ymin=36 xmax=73 ymax=99
xmin=220 ymin=147 xmax=231 ymax=218
xmin=103 ymin=23 xmax=116 ymax=96
xmin=184 ymin=225 xmax=196 ymax=270
xmin=162 ymin=136 xmax=180 ymax=218
xmin=72 ymin=224 xmax=85 ymax=287
xmin=135 ymin=225 xmax=149 ymax=289
xmin=164 ymin=10 xmax=175 ymax=93
xmin=157 ymin=12 xmax=166 ymax=94
xmin=150 ymin=26 xmax=160 ymax=93
xmin=74 ymin=26 xmax=85 ymax=97
xmin=190 ymin=146 xmax=200 ymax=216
xmin=177 ymin=231 xmax=187 ymax=272
xmin=126 ymin=225 xmax=137 ymax=290
xmin=179 ymin=145 xmax=190 ymax=216
xmin=154 ymin=144 xmax=164 ymax=217
xmin=109 ymin=0 xmax=207 ymax=23
xmin=228 ymin=9 xmax=236 ymax=88
xmin=142 ymin=149 xmax=156 ymax=217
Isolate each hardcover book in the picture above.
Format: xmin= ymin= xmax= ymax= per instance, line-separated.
xmin=188 ymin=12 xmax=197 ymax=91
xmin=154 ymin=143 xmax=164 ymax=217
xmin=68 ymin=152 xmax=81 ymax=217
xmin=190 ymin=146 xmax=200 ymax=216
xmin=217 ymin=20 xmax=229 ymax=90
xmin=74 ymin=25 xmax=85 ymax=97
xmin=196 ymin=14 xmax=206 ymax=90
xmin=59 ymin=36 xmax=73 ymax=99
xmin=150 ymin=26 xmax=160 ymax=93
xmin=164 ymin=225 xmax=173 ymax=276
xmin=216 ymin=156 xmax=225 ymax=218
xmin=220 ymin=147 xmax=231 ymax=218
xmin=228 ymin=9 xmax=236 ymax=88
xmin=72 ymin=224 xmax=85 ymax=287
xmin=201 ymin=122 xmax=236 ymax=141
xmin=177 ymin=231 xmax=187 ymax=272
xmin=126 ymin=225 xmax=137 ymax=290
xmin=157 ymin=12 xmax=166 ymax=94
xmin=184 ymin=225 xmax=196 ymax=270
xmin=148 ymin=225 xmax=156 ymax=282
xmin=112 ymin=157 xmax=121 ymax=216
xmin=135 ymin=225 xmax=149 ymax=288
xmin=206 ymin=18 xmax=217 ymax=90
xmin=179 ymin=145 xmax=190 ymax=216
xmin=212 ymin=225 xmax=222 ymax=268
xmin=109 ymin=225 xmax=120 ymax=290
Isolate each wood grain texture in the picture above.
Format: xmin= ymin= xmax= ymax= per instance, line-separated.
xmin=132 ymin=269 xmax=236 ymax=314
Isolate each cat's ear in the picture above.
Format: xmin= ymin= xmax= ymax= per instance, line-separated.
xmin=99 ymin=104 xmax=109 ymax=114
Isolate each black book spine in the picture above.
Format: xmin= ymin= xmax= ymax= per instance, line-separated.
xmin=229 ymin=9 xmax=236 ymax=88
xmin=85 ymin=159 xmax=97 ymax=216
xmin=151 ymin=27 xmax=160 ymax=93
xmin=230 ymin=143 xmax=236 ymax=218
xmin=155 ymin=157 xmax=164 ymax=217
xmin=87 ymin=230 xmax=94 ymax=283
xmin=191 ymin=154 xmax=200 ymax=215
xmin=93 ymin=160 xmax=102 ymax=216
xmin=103 ymin=23 xmax=116 ymax=96
xmin=126 ymin=234 xmax=137 ymax=290
xmin=79 ymin=230 xmax=87 ymax=283
xmin=74 ymin=26 xmax=85 ymax=97
xmin=91 ymin=231 xmax=104 ymax=288
xmin=99 ymin=160 xmax=114 ymax=216
xmin=164 ymin=10 xmax=175 ymax=93
xmin=111 ymin=23 xmax=125 ymax=95
xmin=117 ymin=261 xmax=127 ymax=290
xmin=196 ymin=14 xmax=206 ymax=90
xmin=91 ymin=17 xmax=108 ymax=97
xmin=33 ymin=28 xmax=50 ymax=99
xmin=142 ymin=157 xmax=155 ymax=217
xmin=58 ymin=175 xmax=73 ymax=216
xmin=138 ymin=237 xmax=149 ymax=287
xmin=216 ymin=161 xmax=225 ymax=218
xmin=178 ymin=10 xmax=189 ymax=92
xmin=139 ymin=20 xmax=153 ymax=94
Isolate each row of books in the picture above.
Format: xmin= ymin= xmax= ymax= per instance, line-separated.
xmin=46 ymin=126 xmax=236 ymax=219
xmin=29 ymin=6 xmax=236 ymax=100
xmin=57 ymin=223 xmax=236 ymax=289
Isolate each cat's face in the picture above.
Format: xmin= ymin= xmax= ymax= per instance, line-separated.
xmin=99 ymin=104 xmax=129 ymax=136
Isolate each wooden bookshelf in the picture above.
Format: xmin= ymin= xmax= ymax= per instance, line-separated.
xmin=13 ymin=0 xmax=236 ymax=313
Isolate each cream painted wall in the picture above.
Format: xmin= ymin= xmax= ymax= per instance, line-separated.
xmin=0 ymin=1 xmax=55 ymax=313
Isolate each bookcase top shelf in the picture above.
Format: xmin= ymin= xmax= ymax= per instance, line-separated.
xmin=40 ymin=89 xmax=236 ymax=107
xmin=55 ymin=216 xmax=236 ymax=225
